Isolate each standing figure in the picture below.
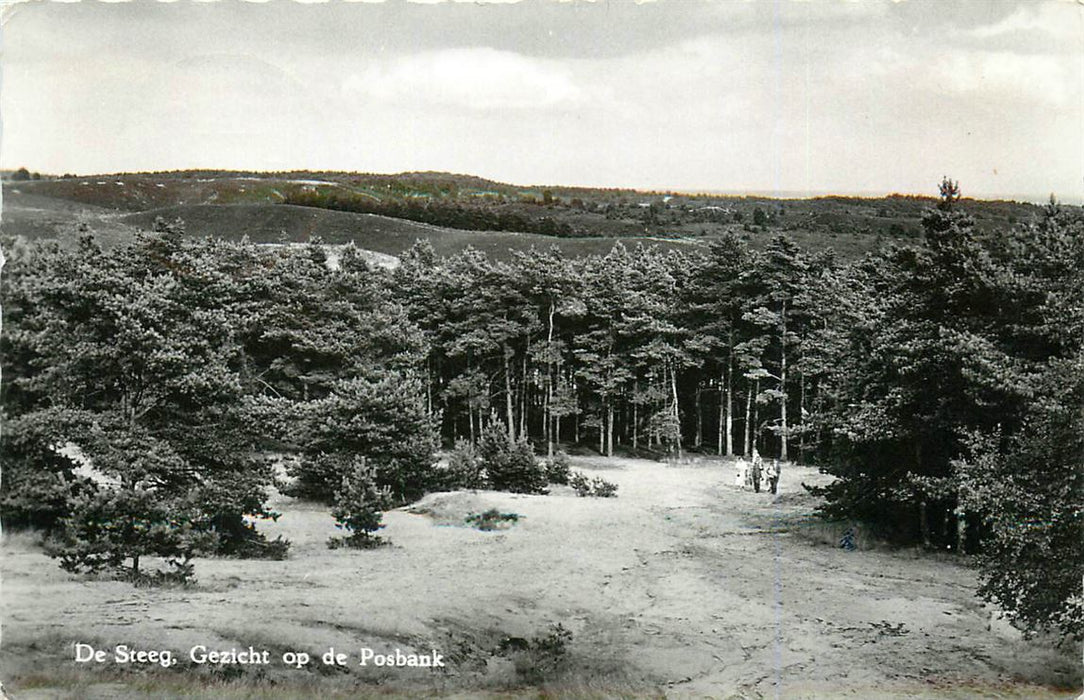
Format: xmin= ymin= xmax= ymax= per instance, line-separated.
xmin=766 ymin=459 xmax=780 ymax=495
xmin=751 ymin=449 xmax=763 ymax=493
xmin=734 ymin=458 xmax=748 ymax=489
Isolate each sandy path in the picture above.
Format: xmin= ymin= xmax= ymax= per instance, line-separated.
xmin=2 ymin=457 xmax=1079 ymax=698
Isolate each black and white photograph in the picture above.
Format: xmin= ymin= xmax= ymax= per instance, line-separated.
xmin=1 ymin=1 xmax=1082 ymax=698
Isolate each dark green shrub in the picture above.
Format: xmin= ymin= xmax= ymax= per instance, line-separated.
xmin=477 ymin=423 xmax=546 ymax=494
xmin=284 ymin=452 xmax=349 ymax=502
xmin=590 ymin=477 xmax=619 ymax=498
xmin=196 ymin=461 xmax=289 ymax=559
xmin=327 ymin=458 xmax=392 ymax=549
xmin=45 ymin=487 xmax=217 ymax=584
xmin=568 ymin=471 xmax=591 ymax=496
xmin=543 ymin=452 xmax=571 ymax=485
xmin=443 ymin=439 xmax=486 ymax=490
xmin=285 ymin=375 xmax=439 ymax=505
xmin=1 ymin=468 xmax=86 ymax=532
xmin=568 ymin=471 xmax=618 ymax=498
xmin=0 ymin=410 xmax=92 ymax=531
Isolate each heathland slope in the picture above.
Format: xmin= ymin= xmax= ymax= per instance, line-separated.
xmin=1 ymin=171 xmax=1050 ymax=261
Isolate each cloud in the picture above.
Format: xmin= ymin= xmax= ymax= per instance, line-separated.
xmin=928 ymin=49 xmax=1075 ymax=107
xmin=344 ymin=47 xmax=583 ymax=111
xmin=967 ymin=2 xmax=1080 ymax=41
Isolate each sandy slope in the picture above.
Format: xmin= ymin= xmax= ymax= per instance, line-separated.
xmin=2 ymin=457 xmax=1079 ymax=698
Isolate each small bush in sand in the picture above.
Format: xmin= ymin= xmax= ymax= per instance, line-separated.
xmin=444 ymin=439 xmax=487 ymax=490
xmin=590 ymin=478 xmax=619 ymax=498
xmin=327 ymin=458 xmax=392 ymax=550
xmin=543 ymin=452 xmax=572 ymax=485
xmin=44 ymin=488 xmax=217 ymax=585
xmin=568 ymin=471 xmax=619 ymax=498
xmin=477 ymin=423 xmax=547 ymax=494
xmin=497 ymin=623 xmax=573 ymax=684
xmin=465 ymin=508 xmax=520 ymax=531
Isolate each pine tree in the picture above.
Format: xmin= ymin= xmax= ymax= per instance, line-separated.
xmin=2 ymin=232 xmax=285 ymax=577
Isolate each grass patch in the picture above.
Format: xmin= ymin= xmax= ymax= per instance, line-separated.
xmin=465 ymin=509 xmax=520 ymax=531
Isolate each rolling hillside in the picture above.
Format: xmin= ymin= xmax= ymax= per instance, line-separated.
xmin=117 ymin=204 xmax=700 ymax=260
xmin=1 ymin=171 xmax=1050 ymax=262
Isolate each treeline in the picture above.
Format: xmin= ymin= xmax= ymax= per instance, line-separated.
xmin=284 ymin=189 xmax=582 ymax=238
xmin=392 ymin=234 xmax=829 ymax=463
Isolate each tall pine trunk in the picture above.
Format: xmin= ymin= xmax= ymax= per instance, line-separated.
xmin=920 ymin=501 xmax=931 ymax=548
xmin=694 ymin=382 xmax=703 ymax=449
xmin=555 ymin=369 xmax=563 ymax=448
xmin=671 ymin=361 xmax=683 ymax=460
xmin=780 ymin=300 xmax=789 ymax=461
xmin=752 ymin=378 xmax=760 ymax=454
xmin=546 ymin=301 xmax=555 ymax=457
xmin=598 ymin=405 xmax=605 ymax=454
xmin=717 ymin=370 xmax=725 ymax=456
xmin=544 ymin=388 xmax=551 ymax=455
xmin=606 ymin=401 xmax=615 ymax=457
xmin=744 ymin=379 xmax=753 ymax=457
xmin=726 ymin=335 xmax=735 ymax=456
xmin=503 ymin=343 xmax=515 ymax=439
xmin=519 ymin=347 xmax=529 ymax=441
xmin=798 ymin=370 xmax=806 ymax=464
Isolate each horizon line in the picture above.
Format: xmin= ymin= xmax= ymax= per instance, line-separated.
xmin=2 ymin=167 xmax=1079 ymax=206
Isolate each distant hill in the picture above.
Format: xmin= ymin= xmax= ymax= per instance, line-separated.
xmin=1 ymin=171 xmax=1052 ymax=261
xmin=119 ymin=204 xmax=691 ymax=260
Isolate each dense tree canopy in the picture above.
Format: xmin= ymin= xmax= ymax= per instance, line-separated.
xmin=1 ymin=229 xmax=436 ymax=577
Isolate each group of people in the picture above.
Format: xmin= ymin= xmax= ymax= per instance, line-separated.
xmin=733 ymin=449 xmax=780 ymax=494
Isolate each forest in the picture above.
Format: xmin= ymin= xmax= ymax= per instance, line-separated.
xmin=2 ymin=180 xmax=1081 ymax=640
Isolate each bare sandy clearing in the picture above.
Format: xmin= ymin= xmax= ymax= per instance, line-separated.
xmin=2 ymin=457 xmax=1079 ymax=698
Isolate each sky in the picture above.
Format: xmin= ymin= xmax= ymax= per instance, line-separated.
xmin=1 ymin=0 xmax=1081 ymax=202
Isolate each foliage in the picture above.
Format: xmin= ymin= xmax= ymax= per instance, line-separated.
xmin=956 ymin=358 xmax=1084 ymax=639
xmin=476 ymin=422 xmax=547 ymax=494
xmin=443 ymin=439 xmax=487 ymax=490
xmin=327 ymin=458 xmax=392 ymax=549
xmin=465 ymin=508 xmax=520 ymax=531
xmin=284 ymin=188 xmax=579 ymax=238
xmin=240 ymin=240 xmax=435 ymax=510
xmin=590 ymin=477 xmax=619 ymax=498
xmin=812 ymin=187 xmax=1075 ymax=535
xmin=543 ymin=452 xmax=572 ymax=485
xmin=283 ymin=374 xmax=438 ymax=504
xmin=567 ymin=471 xmax=619 ymax=498
xmin=0 ymin=234 xmax=286 ymax=568
xmin=810 ymin=184 xmax=1084 ymax=636
xmin=45 ymin=486 xmax=217 ymax=584
xmin=0 ymin=410 xmax=91 ymax=530
xmin=496 ymin=623 xmax=574 ymax=685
